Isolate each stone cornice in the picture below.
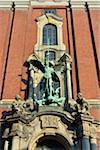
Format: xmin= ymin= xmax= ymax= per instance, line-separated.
xmin=69 ymin=0 xmax=100 ymax=9
xmin=0 ymin=98 xmax=100 ymax=104
xmin=87 ymin=99 xmax=100 ymax=108
xmin=0 ymin=0 xmax=100 ymax=9
xmin=0 ymin=1 xmax=29 ymax=9
xmin=0 ymin=99 xmax=15 ymax=108
xmin=31 ymin=0 xmax=100 ymax=9
xmin=0 ymin=99 xmax=15 ymax=104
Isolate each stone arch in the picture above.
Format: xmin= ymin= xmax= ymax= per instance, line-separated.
xmin=28 ymin=130 xmax=72 ymax=150
xmin=28 ymin=111 xmax=74 ymax=150
xmin=35 ymin=135 xmax=71 ymax=150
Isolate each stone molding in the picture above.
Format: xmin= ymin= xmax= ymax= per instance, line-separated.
xmin=87 ymin=99 xmax=100 ymax=105
xmin=0 ymin=0 xmax=100 ymax=9
xmin=90 ymin=137 xmax=97 ymax=144
xmin=34 ymin=13 xmax=66 ymax=51
xmin=0 ymin=0 xmax=29 ymax=9
xmin=28 ymin=130 xmax=73 ymax=150
xmin=1 ymin=98 xmax=100 ymax=149
xmin=40 ymin=115 xmax=60 ymax=128
xmin=31 ymin=0 xmax=100 ymax=9
xmin=0 ymin=98 xmax=100 ymax=108
xmin=1 ymin=107 xmax=75 ymax=149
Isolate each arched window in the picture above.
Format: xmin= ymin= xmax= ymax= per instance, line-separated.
xmin=45 ymin=51 xmax=56 ymax=61
xmin=43 ymin=24 xmax=57 ymax=45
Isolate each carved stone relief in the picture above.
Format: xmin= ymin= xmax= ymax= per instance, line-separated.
xmin=40 ymin=115 xmax=59 ymax=128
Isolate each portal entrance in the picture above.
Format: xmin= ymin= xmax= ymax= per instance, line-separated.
xmin=35 ymin=135 xmax=71 ymax=150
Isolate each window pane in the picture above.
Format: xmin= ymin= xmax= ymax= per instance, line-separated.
xmin=44 ymin=9 xmax=56 ymax=15
xmin=43 ymin=24 xmax=57 ymax=45
xmin=45 ymin=51 xmax=56 ymax=61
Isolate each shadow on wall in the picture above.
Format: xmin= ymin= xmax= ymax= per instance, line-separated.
xmin=18 ymin=62 xmax=29 ymax=100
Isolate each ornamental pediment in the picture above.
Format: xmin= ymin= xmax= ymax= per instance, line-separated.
xmin=36 ymin=13 xmax=63 ymax=22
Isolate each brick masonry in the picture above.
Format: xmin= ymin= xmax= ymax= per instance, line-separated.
xmin=0 ymin=6 xmax=99 ymax=116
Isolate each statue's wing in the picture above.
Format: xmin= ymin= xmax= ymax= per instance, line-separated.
xmin=54 ymin=63 xmax=64 ymax=72
xmin=29 ymin=59 xmax=45 ymax=73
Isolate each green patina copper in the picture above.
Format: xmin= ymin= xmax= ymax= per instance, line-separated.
xmin=28 ymin=38 xmax=65 ymax=106
xmin=37 ymin=38 xmax=65 ymax=106
xmin=37 ymin=52 xmax=65 ymax=106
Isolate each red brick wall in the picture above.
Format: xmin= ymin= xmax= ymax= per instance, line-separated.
xmin=57 ymin=8 xmax=68 ymax=52
xmin=71 ymin=10 xmax=99 ymax=99
xmin=90 ymin=107 xmax=100 ymax=120
xmin=0 ymin=7 xmax=99 ymax=100
xmin=2 ymin=10 xmax=28 ymax=99
xmin=20 ymin=8 xmax=42 ymax=99
xmin=0 ymin=10 xmax=11 ymax=97
xmin=90 ymin=10 xmax=100 ymax=68
xmin=97 ymin=132 xmax=100 ymax=150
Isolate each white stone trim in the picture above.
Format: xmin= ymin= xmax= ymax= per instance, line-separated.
xmin=0 ymin=99 xmax=15 ymax=103
xmin=0 ymin=0 xmax=100 ymax=9
xmin=34 ymin=13 xmax=66 ymax=51
xmin=12 ymin=136 xmax=20 ymax=150
xmin=66 ymin=61 xmax=72 ymax=99
xmin=0 ymin=99 xmax=100 ymax=108
xmin=87 ymin=99 xmax=100 ymax=105
xmin=90 ymin=138 xmax=97 ymax=144
xmin=31 ymin=0 xmax=100 ymax=9
xmin=4 ymin=140 xmax=9 ymax=150
xmin=0 ymin=1 xmax=29 ymax=9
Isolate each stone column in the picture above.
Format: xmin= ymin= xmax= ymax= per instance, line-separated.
xmin=64 ymin=57 xmax=72 ymax=101
xmin=74 ymin=140 xmax=81 ymax=150
xmin=82 ymin=136 xmax=90 ymax=150
xmin=90 ymin=124 xmax=97 ymax=150
xmin=82 ymin=121 xmax=91 ymax=150
xmin=60 ymin=75 xmax=64 ymax=97
xmin=28 ymin=64 xmax=34 ymax=99
xmin=71 ymin=144 xmax=75 ymax=150
xmin=90 ymin=137 xmax=96 ymax=150
xmin=0 ymin=122 xmax=2 ymax=150
xmin=12 ymin=136 xmax=20 ymax=150
xmin=78 ymin=114 xmax=98 ymax=150
xmin=4 ymin=140 xmax=9 ymax=150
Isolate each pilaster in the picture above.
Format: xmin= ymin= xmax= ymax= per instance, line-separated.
xmin=59 ymin=53 xmax=72 ymax=101
xmin=82 ymin=135 xmax=90 ymax=150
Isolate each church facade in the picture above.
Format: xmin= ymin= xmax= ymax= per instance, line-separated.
xmin=0 ymin=0 xmax=100 ymax=150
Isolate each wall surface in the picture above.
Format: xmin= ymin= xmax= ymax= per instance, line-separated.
xmin=0 ymin=7 xmax=99 ymax=100
xmin=0 ymin=0 xmax=100 ymax=149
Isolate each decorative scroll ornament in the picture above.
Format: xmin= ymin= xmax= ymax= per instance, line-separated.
xmin=12 ymin=95 xmax=38 ymax=120
xmin=64 ymin=92 xmax=89 ymax=116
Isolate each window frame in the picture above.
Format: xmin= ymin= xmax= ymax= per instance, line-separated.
xmin=34 ymin=13 xmax=66 ymax=51
xmin=43 ymin=23 xmax=58 ymax=45
xmin=45 ymin=50 xmax=56 ymax=61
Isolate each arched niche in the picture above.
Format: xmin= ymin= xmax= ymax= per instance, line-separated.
xmin=27 ymin=52 xmax=72 ymax=100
